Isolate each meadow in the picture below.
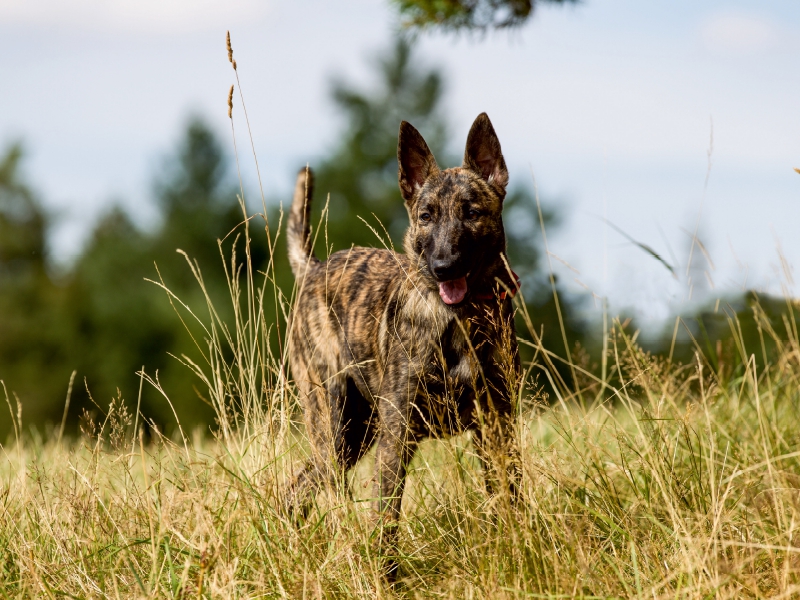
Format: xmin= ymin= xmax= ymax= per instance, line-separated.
xmin=3 ymin=205 xmax=800 ymax=599
xmin=3 ymin=31 xmax=800 ymax=597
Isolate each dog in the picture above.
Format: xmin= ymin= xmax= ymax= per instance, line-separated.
xmin=286 ymin=112 xmax=520 ymax=532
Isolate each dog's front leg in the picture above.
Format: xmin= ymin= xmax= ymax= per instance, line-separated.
xmin=374 ymin=394 xmax=416 ymax=523
xmin=473 ymin=319 xmax=522 ymax=500
xmin=472 ymin=408 xmax=520 ymax=500
xmin=373 ymin=358 xmax=419 ymax=580
xmin=374 ymin=426 xmax=415 ymax=581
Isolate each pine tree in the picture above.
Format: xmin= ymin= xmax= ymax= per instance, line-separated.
xmin=0 ymin=144 xmax=74 ymax=437
xmin=65 ymin=118 xmax=244 ymax=432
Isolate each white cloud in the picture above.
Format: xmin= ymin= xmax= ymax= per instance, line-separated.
xmin=0 ymin=0 xmax=272 ymax=34
xmin=700 ymin=13 xmax=782 ymax=56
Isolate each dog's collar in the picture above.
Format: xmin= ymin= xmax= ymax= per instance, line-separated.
xmin=473 ymin=270 xmax=521 ymax=301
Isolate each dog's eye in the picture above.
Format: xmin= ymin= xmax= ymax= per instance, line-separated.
xmin=419 ymin=212 xmax=432 ymax=223
xmin=467 ymin=209 xmax=480 ymax=220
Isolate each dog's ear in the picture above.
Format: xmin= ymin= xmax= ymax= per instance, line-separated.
xmin=463 ymin=113 xmax=508 ymax=196
xmin=398 ymin=121 xmax=439 ymax=205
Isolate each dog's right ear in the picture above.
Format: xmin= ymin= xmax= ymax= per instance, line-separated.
xmin=398 ymin=121 xmax=439 ymax=205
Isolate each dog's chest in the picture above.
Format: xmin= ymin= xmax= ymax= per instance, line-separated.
xmin=428 ymin=308 xmax=503 ymax=390
xmin=403 ymin=314 xmax=499 ymax=437
xmin=439 ymin=321 xmax=478 ymax=386
xmin=392 ymin=285 xmax=506 ymax=390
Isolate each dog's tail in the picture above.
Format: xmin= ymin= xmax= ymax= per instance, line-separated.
xmin=287 ymin=166 xmax=318 ymax=279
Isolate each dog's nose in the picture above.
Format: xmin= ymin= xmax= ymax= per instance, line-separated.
xmin=430 ymin=258 xmax=459 ymax=281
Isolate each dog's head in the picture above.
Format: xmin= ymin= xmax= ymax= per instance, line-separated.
xmin=398 ymin=113 xmax=509 ymax=306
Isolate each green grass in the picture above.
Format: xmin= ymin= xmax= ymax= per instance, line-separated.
xmin=4 ymin=214 xmax=800 ymax=599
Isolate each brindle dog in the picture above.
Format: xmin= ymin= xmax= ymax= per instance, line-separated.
xmin=286 ymin=112 xmax=520 ymax=531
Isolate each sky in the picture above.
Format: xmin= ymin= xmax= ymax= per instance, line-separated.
xmin=1 ymin=0 xmax=798 ymax=328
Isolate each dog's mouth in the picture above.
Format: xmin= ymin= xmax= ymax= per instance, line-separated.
xmin=438 ymin=276 xmax=468 ymax=305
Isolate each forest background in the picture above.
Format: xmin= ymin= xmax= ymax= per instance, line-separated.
xmin=0 ymin=0 xmax=797 ymax=440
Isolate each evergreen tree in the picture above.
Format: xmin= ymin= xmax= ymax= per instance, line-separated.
xmin=65 ymin=118 xmax=244 ymax=432
xmin=0 ymin=144 xmax=74 ymax=439
xmin=0 ymin=144 xmax=47 ymax=280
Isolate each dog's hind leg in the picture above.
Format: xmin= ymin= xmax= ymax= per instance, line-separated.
xmin=334 ymin=377 xmax=378 ymax=498
xmin=286 ymin=374 xmax=338 ymax=516
xmin=287 ymin=372 xmax=376 ymax=514
xmin=327 ymin=374 xmax=356 ymax=494
xmin=285 ymin=460 xmax=324 ymax=517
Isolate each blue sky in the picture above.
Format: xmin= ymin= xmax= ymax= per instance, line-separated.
xmin=1 ymin=0 xmax=798 ymax=326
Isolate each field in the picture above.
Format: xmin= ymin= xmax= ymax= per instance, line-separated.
xmin=4 ymin=218 xmax=800 ymax=600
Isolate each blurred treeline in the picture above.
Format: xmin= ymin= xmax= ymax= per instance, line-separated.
xmin=0 ymin=39 xmax=795 ymax=441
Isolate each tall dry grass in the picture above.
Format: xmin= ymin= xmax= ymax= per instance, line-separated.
xmin=4 ymin=200 xmax=800 ymax=598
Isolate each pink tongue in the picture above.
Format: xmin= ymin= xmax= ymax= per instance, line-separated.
xmin=438 ymin=277 xmax=468 ymax=305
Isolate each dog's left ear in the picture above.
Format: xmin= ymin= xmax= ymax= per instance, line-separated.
xmin=463 ymin=113 xmax=508 ymax=197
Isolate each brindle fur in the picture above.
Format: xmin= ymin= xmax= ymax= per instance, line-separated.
xmin=286 ymin=113 xmax=520 ymax=528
